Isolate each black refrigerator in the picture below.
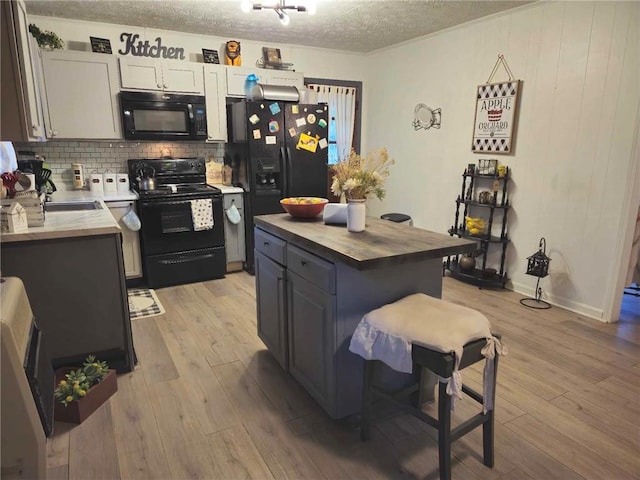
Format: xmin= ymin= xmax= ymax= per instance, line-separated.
xmin=226 ymin=100 xmax=329 ymax=273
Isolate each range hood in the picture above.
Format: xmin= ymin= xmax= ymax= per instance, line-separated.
xmin=250 ymin=84 xmax=300 ymax=102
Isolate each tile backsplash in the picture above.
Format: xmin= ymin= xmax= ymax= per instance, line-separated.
xmin=13 ymin=141 xmax=225 ymax=190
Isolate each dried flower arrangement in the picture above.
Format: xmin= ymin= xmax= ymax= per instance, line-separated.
xmin=330 ymin=148 xmax=395 ymax=201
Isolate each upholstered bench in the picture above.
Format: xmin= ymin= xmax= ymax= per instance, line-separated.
xmin=349 ymin=293 xmax=506 ymax=480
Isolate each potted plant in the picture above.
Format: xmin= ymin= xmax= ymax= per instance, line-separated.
xmin=54 ymin=355 xmax=117 ymax=424
xmin=28 ymin=24 xmax=64 ymax=50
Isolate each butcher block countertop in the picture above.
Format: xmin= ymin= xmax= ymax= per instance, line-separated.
xmin=1 ymin=200 xmax=120 ymax=244
xmin=255 ymin=214 xmax=475 ymax=270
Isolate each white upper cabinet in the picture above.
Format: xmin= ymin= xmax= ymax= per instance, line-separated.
xmin=0 ymin=0 xmax=46 ymax=141
xmin=204 ymin=64 xmax=228 ymax=142
xmin=226 ymin=66 xmax=304 ymax=97
xmin=265 ymin=70 xmax=304 ymax=89
xmin=119 ymin=57 xmax=203 ymax=94
xmin=41 ymin=51 xmax=122 ymax=139
xmin=225 ymin=66 xmax=262 ymax=97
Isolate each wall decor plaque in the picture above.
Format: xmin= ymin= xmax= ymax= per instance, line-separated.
xmin=471 ymin=80 xmax=520 ymax=154
xmin=202 ymin=48 xmax=219 ymax=64
xmin=90 ymin=36 xmax=112 ymax=54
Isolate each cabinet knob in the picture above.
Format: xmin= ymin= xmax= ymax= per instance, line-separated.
xmin=263 ymin=242 xmax=269 ymax=246
xmin=32 ymin=124 xmax=37 ymax=131
xmin=163 ymin=84 xmax=168 ymax=89
xmin=157 ymin=83 xmax=162 ymax=88
xmin=300 ymin=260 xmax=307 ymax=266
xmin=52 ymin=130 xmax=58 ymax=136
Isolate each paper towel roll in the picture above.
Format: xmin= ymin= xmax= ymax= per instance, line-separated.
xmin=322 ymin=203 xmax=348 ymax=225
xmin=103 ymin=173 xmax=117 ymax=194
xmin=89 ymin=173 xmax=104 ymax=195
xmin=116 ymin=173 xmax=130 ymax=194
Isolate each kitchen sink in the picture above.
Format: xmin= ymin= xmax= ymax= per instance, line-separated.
xmin=46 ymin=201 xmax=103 ymax=212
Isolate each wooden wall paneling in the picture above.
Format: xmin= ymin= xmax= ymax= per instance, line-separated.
xmin=568 ymin=2 xmax=617 ymax=302
xmin=582 ymin=1 xmax=635 ymax=308
xmin=109 ymin=370 xmax=171 ymax=479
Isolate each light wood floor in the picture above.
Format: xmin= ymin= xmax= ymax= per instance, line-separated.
xmin=47 ymin=273 xmax=640 ymax=480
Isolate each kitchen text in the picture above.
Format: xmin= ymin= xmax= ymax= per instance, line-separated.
xmin=118 ymin=33 xmax=185 ymax=60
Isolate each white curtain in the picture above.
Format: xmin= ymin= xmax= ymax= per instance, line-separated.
xmin=307 ymin=84 xmax=357 ymax=162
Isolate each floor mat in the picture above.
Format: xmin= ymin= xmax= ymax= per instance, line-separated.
xmin=128 ymin=288 xmax=165 ymax=320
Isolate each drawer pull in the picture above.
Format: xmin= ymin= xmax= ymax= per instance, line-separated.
xmin=264 ymin=241 xmax=270 ymax=246
xmin=301 ymin=260 xmax=307 ymax=266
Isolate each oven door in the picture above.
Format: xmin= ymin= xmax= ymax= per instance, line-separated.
xmin=139 ymin=194 xmax=225 ymax=255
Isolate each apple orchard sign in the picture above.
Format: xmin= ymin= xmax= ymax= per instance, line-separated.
xmin=471 ymin=80 xmax=520 ymax=154
xmin=118 ymin=33 xmax=185 ymax=60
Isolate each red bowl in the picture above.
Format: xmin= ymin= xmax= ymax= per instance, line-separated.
xmin=280 ymin=197 xmax=329 ymax=218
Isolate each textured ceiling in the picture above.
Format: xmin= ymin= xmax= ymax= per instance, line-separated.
xmin=25 ymin=0 xmax=534 ymax=53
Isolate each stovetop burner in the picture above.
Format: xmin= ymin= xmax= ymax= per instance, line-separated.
xmin=128 ymin=157 xmax=221 ymax=198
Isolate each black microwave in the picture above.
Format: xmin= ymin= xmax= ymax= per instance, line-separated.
xmin=119 ymin=91 xmax=207 ymax=141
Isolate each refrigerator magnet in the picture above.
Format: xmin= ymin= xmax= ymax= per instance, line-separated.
xmin=260 ymin=104 xmax=265 ymax=109
xmin=292 ymin=105 xmax=299 ymax=114
xmin=295 ymin=117 xmax=306 ymax=127
xmin=296 ymin=132 xmax=319 ymax=153
xmin=318 ymin=118 xmax=328 ymax=128
xmin=265 ymin=136 xmax=277 ymax=145
xmin=268 ymin=121 xmax=280 ymax=133
xmin=319 ymin=138 xmax=328 ymax=149
xmin=249 ymin=114 xmax=260 ymax=124
xmin=269 ymin=103 xmax=281 ymax=115
xmin=307 ymin=114 xmax=316 ymax=124
xmin=288 ymin=127 xmax=297 ymax=137
xmin=253 ymin=129 xmax=261 ymax=139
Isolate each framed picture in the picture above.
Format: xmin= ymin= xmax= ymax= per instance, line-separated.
xmin=262 ymin=47 xmax=282 ymax=65
xmin=202 ymin=48 xmax=220 ymax=64
xmin=90 ymin=36 xmax=112 ymax=54
xmin=471 ymin=80 xmax=520 ymax=154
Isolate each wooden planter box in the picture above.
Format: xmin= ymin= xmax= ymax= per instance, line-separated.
xmin=54 ymin=368 xmax=117 ymax=424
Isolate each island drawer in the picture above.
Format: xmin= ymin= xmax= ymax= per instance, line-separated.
xmin=255 ymin=228 xmax=286 ymax=265
xmin=287 ymin=244 xmax=335 ymax=294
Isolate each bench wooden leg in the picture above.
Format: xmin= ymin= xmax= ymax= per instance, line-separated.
xmin=438 ymin=380 xmax=452 ymax=480
xmin=361 ymin=360 xmax=375 ymax=442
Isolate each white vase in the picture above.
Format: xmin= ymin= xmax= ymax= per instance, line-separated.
xmin=347 ymin=199 xmax=366 ymax=232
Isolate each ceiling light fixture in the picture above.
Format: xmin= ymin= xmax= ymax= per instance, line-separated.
xmin=241 ymin=1 xmax=316 ymax=26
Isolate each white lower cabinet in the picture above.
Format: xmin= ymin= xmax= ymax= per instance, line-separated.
xmin=106 ymin=201 xmax=142 ymax=279
xmin=223 ymin=193 xmax=245 ymax=270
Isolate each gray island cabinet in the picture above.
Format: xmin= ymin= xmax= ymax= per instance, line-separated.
xmin=1 ymin=203 xmax=136 ymax=372
xmin=254 ymin=214 xmax=475 ymax=419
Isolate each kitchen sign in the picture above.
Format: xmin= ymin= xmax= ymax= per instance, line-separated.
xmin=471 ymin=80 xmax=520 ymax=154
xmin=118 ymin=33 xmax=185 ymax=60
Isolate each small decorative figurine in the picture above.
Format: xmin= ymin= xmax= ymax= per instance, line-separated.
xmin=225 ymin=40 xmax=241 ymax=66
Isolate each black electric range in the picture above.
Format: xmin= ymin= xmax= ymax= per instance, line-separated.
xmin=127 ymin=158 xmax=226 ymax=288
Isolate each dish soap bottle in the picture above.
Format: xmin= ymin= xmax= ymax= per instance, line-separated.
xmin=244 ymin=74 xmax=259 ymax=100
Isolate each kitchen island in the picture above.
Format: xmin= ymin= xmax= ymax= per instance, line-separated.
xmin=1 ymin=201 xmax=136 ymax=372
xmin=254 ymin=214 xmax=475 ymax=418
